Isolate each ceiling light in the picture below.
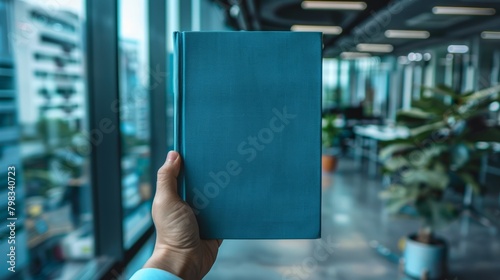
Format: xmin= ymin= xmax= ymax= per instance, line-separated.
xmin=356 ymin=43 xmax=393 ymax=53
xmin=340 ymin=52 xmax=371 ymax=59
xmin=302 ymin=1 xmax=367 ymax=11
xmin=291 ymin=25 xmax=342 ymax=35
xmin=384 ymin=30 xmax=430 ymax=39
xmin=432 ymin=6 xmax=496 ymax=16
xmin=407 ymin=52 xmax=423 ymax=62
xmin=447 ymin=45 xmax=469 ymax=53
xmin=407 ymin=53 xmax=417 ymax=61
xmin=229 ymin=5 xmax=240 ymax=17
xmin=481 ymin=31 xmax=500 ymax=39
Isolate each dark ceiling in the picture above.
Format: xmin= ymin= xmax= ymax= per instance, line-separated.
xmin=214 ymin=0 xmax=500 ymax=57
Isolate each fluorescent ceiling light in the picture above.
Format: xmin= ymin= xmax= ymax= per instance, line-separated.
xmin=481 ymin=31 xmax=500 ymax=39
xmin=302 ymin=1 xmax=367 ymax=10
xmin=447 ymin=45 xmax=469 ymax=53
xmin=356 ymin=43 xmax=393 ymax=53
xmin=291 ymin=25 xmax=342 ymax=35
xmin=340 ymin=52 xmax=371 ymax=59
xmin=432 ymin=6 xmax=496 ymax=16
xmin=384 ymin=30 xmax=430 ymax=39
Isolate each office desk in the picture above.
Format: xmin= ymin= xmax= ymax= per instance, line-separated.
xmin=353 ymin=125 xmax=409 ymax=176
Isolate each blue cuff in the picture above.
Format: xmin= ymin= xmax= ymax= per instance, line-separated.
xmin=129 ymin=268 xmax=182 ymax=280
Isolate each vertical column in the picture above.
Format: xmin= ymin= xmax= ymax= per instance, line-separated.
xmin=149 ymin=0 xmax=168 ymax=188
xmin=86 ymin=0 xmax=124 ymax=258
xmin=402 ymin=64 xmax=414 ymax=110
xmin=336 ymin=58 xmax=342 ymax=105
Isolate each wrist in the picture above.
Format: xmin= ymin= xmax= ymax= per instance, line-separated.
xmin=144 ymin=247 xmax=198 ymax=280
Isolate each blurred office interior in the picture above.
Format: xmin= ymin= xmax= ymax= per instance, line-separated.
xmin=0 ymin=0 xmax=499 ymax=279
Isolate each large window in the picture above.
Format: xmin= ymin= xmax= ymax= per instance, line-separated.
xmin=118 ymin=0 xmax=153 ymax=249
xmin=0 ymin=0 xmax=169 ymax=278
xmin=321 ymin=58 xmax=354 ymax=109
xmin=8 ymin=0 xmax=94 ymax=278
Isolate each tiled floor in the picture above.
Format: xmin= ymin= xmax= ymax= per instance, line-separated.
xmin=204 ymin=159 xmax=500 ymax=280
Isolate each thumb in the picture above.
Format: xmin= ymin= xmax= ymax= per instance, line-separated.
xmin=155 ymin=151 xmax=182 ymax=202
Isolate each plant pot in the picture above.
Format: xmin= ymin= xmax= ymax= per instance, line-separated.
xmin=322 ymin=154 xmax=338 ymax=172
xmin=403 ymin=234 xmax=447 ymax=279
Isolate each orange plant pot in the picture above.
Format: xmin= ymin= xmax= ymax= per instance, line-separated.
xmin=322 ymin=155 xmax=338 ymax=172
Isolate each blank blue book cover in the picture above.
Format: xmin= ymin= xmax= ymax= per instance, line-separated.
xmin=174 ymin=31 xmax=321 ymax=239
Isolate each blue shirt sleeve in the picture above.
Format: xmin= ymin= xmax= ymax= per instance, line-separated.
xmin=129 ymin=268 xmax=182 ymax=280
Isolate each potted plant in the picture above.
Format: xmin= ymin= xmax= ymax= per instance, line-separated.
xmin=379 ymin=85 xmax=500 ymax=279
xmin=322 ymin=113 xmax=341 ymax=172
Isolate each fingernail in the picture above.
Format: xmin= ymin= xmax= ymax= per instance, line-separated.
xmin=166 ymin=151 xmax=178 ymax=163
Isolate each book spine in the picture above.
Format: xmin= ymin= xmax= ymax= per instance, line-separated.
xmin=173 ymin=32 xmax=185 ymax=199
xmin=317 ymin=32 xmax=323 ymax=238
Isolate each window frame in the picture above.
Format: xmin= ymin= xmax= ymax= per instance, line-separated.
xmin=85 ymin=0 xmax=168 ymax=278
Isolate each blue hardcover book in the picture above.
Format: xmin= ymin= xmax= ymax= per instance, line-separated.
xmin=174 ymin=31 xmax=321 ymax=239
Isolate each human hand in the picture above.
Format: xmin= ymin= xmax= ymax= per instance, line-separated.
xmin=144 ymin=151 xmax=222 ymax=280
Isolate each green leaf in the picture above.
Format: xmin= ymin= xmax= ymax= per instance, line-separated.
xmin=422 ymin=85 xmax=459 ymax=99
xmin=379 ymin=143 xmax=415 ymax=160
xmin=322 ymin=114 xmax=340 ymax=148
xmin=410 ymin=121 xmax=446 ymax=137
xmin=383 ymin=156 xmax=410 ymax=171
xmin=458 ymin=97 xmax=499 ymax=121
xmin=412 ymin=129 xmax=443 ymax=144
xmin=380 ymin=185 xmax=419 ymax=214
xmin=462 ymin=90 xmax=476 ymax=97
xmin=410 ymin=145 xmax=449 ymax=168
xmin=379 ymin=138 xmax=413 ymax=148
xmin=412 ymin=97 xmax=449 ymax=115
xmin=463 ymin=84 xmax=500 ymax=102
xmin=385 ymin=198 xmax=411 ymax=214
xmin=397 ymin=109 xmax=435 ymax=121
xmin=402 ymin=168 xmax=449 ymax=190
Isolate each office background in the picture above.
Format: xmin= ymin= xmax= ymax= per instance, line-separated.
xmin=0 ymin=0 xmax=499 ymax=279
